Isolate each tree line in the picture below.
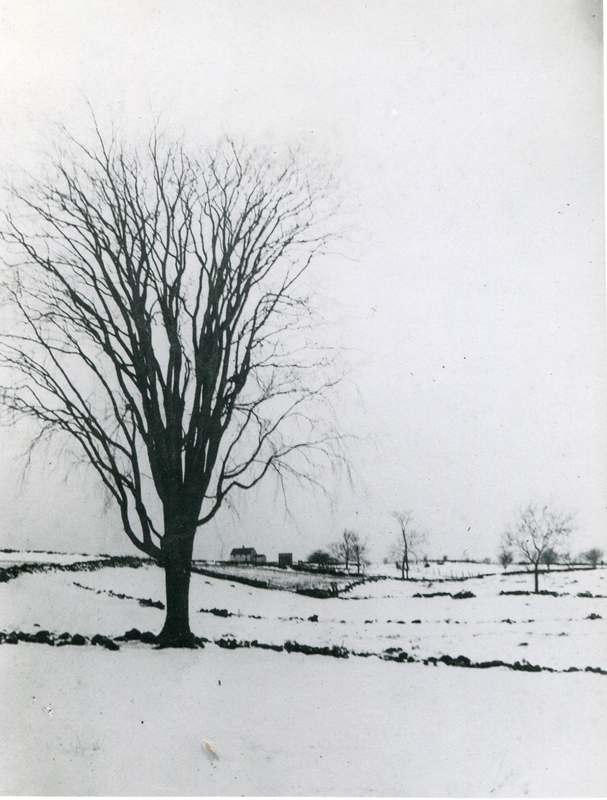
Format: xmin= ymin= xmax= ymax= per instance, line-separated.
xmin=307 ymin=504 xmax=604 ymax=593
xmin=306 ymin=529 xmax=369 ymax=574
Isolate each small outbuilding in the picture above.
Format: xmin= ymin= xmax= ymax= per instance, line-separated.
xmin=278 ymin=552 xmax=293 ymax=568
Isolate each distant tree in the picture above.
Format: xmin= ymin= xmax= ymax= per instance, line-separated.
xmin=306 ymin=549 xmax=337 ymax=566
xmin=498 ymin=550 xmax=513 ymax=570
xmin=503 ymin=504 xmax=573 ymax=593
xmin=582 ymin=548 xmax=604 ymax=569
xmin=541 ymin=547 xmax=558 ymax=570
xmin=390 ymin=510 xmax=425 ymax=580
xmin=329 ymin=529 xmax=357 ymax=571
xmin=560 ymin=551 xmax=574 ymax=569
xmin=350 ymin=532 xmax=369 ymax=574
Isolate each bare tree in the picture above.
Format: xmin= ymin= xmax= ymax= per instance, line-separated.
xmin=0 ymin=128 xmax=342 ymax=646
xmin=582 ymin=548 xmax=604 ymax=568
xmin=350 ymin=532 xmax=369 ymax=575
xmin=498 ymin=549 xmax=513 ymax=570
xmin=541 ymin=547 xmax=558 ymax=571
xmin=503 ymin=504 xmax=573 ymax=593
xmin=560 ymin=551 xmax=574 ymax=569
xmin=329 ymin=528 xmax=356 ymax=571
xmin=391 ymin=510 xmax=425 ymax=580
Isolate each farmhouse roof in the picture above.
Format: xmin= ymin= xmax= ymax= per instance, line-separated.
xmin=230 ymin=547 xmax=257 ymax=556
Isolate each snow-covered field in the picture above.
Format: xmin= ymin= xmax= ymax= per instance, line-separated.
xmin=1 ymin=558 xmax=606 ymax=795
xmin=193 ymin=559 xmax=499 ymax=592
xmin=0 ymin=549 xmax=105 ymax=565
xmin=368 ymin=560 xmax=499 ymax=580
xmin=191 ymin=561 xmax=364 ymax=594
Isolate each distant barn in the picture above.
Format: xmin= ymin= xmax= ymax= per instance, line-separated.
xmin=229 ymin=547 xmax=266 ymax=565
xmin=278 ymin=552 xmax=293 ymax=568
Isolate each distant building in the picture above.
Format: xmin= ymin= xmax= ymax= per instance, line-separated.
xmin=230 ymin=547 xmax=266 ymax=565
xmin=278 ymin=552 xmax=293 ymax=568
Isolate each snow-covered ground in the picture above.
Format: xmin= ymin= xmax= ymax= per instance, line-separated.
xmin=368 ymin=560 xmax=499 ymax=580
xmin=1 ymin=559 xmax=606 ymax=795
xmin=0 ymin=550 xmax=105 ymax=565
xmin=191 ymin=561 xmax=364 ymax=593
xmin=197 ymin=559 xmax=501 ymax=587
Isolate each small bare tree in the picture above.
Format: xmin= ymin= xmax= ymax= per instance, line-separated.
xmin=391 ymin=510 xmax=425 ymax=580
xmin=498 ymin=549 xmax=513 ymax=570
xmin=503 ymin=504 xmax=573 ymax=593
xmin=0 ymin=127 xmax=342 ymax=646
xmin=560 ymin=551 xmax=574 ymax=569
xmin=582 ymin=548 xmax=604 ymax=568
xmin=329 ymin=528 xmax=356 ymax=571
xmin=350 ymin=532 xmax=369 ymax=575
xmin=541 ymin=547 xmax=558 ymax=571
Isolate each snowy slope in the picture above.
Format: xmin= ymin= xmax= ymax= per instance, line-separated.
xmin=1 ymin=560 xmax=606 ymax=795
xmin=4 ymin=562 xmax=603 ymax=671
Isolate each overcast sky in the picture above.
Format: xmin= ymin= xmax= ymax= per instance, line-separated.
xmin=0 ymin=0 xmax=604 ymax=562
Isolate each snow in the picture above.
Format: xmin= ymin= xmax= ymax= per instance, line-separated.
xmin=193 ymin=561 xmax=363 ymax=593
xmin=23 ymin=562 xmax=603 ymax=671
xmin=2 ymin=644 xmax=606 ymax=796
xmin=1 ymin=559 xmax=606 ymax=795
xmin=367 ymin=560 xmax=500 ymax=580
xmin=0 ymin=550 xmax=105 ymax=565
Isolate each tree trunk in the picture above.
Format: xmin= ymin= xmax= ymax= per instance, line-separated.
xmin=534 ymin=565 xmax=539 ymax=594
xmin=157 ymin=521 xmax=196 ymax=648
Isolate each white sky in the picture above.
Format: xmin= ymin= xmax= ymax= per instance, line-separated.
xmin=0 ymin=0 xmax=604 ymax=561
